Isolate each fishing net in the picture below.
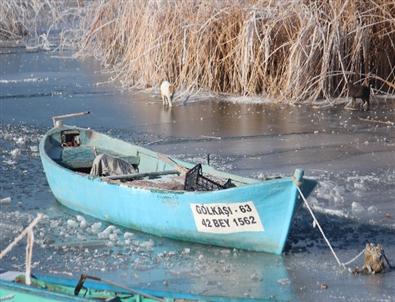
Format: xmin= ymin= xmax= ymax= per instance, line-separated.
xmin=184 ymin=164 xmax=235 ymax=191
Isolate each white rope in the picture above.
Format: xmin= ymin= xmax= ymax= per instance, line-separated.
xmin=0 ymin=214 xmax=43 ymax=260
xmin=293 ymin=181 xmax=343 ymax=266
xmin=292 ymin=181 xmax=364 ymax=269
xmin=25 ymin=230 xmax=34 ymax=286
xmin=343 ymin=248 xmax=365 ymax=266
xmin=0 ymin=213 xmax=43 ymax=285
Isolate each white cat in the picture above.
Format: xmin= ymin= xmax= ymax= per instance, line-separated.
xmin=160 ymin=80 xmax=175 ymax=107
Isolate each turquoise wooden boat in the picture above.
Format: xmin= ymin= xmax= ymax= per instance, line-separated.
xmin=0 ymin=271 xmax=264 ymax=301
xmin=39 ymin=124 xmax=317 ymax=254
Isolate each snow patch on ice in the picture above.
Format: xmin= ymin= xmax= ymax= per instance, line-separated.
xmin=221 ymin=95 xmax=273 ymax=104
xmin=124 ymin=232 xmax=134 ymax=240
xmin=10 ymin=148 xmax=21 ymax=158
xmin=0 ymin=197 xmax=12 ymax=204
xmin=0 ymin=77 xmax=49 ymax=84
xmin=76 ymin=215 xmax=87 ymax=229
xmin=89 ymin=222 xmax=102 ymax=234
xmin=351 ymin=202 xmax=365 ymax=214
xmin=306 ymin=198 xmax=349 ymax=218
xmin=66 ymin=219 xmax=78 ymax=228
xmin=29 ymin=145 xmax=39 ymax=152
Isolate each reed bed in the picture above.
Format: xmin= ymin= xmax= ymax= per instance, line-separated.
xmin=0 ymin=0 xmax=92 ymax=49
xmin=80 ymin=0 xmax=395 ymax=102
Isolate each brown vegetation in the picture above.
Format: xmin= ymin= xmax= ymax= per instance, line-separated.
xmin=79 ymin=0 xmax=395 ymax=102
xmin=0 ymin=0 xmax=89 ymax=47
xmin=0 ymin=1 xmax=31 ymax=40
xmin=2 ymin=1 xmax=395 ymax=102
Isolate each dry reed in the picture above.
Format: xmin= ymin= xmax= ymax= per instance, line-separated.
xmin=80 ymin=0 xmax=395 ymax=103
xmin=0 ymin=0 xmax=93 ymax=49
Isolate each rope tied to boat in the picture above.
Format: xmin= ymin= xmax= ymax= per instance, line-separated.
xmin=291 ymin=179 xmax=390 ymax=272
xmin=0 ymin=213 xmax=43 ymax=285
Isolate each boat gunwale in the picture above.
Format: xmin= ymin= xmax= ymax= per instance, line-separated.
xmin=0 ymin=278 xmax=90 ymax=301
xmin=39 ymin=125 xmax=294 ymax=196
xmin=0 ymin=274 xmax=269 ymax=302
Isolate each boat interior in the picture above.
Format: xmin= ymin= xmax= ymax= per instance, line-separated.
xmin=45 ymin=128 xmax=247 ymax=191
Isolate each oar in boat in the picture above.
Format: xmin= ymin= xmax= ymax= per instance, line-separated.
xmin=103 ymin=170 xmax=180 ymax=181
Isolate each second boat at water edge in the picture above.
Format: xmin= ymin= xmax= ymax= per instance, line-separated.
xmin=0 ymin=271 xmax=266 ymax=302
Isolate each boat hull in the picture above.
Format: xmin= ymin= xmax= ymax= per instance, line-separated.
xmin=40 ymin=126 xmax=317 ymax=254
xmin=0 ymin=273 xmax=269 ymax=301
xmin=0 ymin=279 xmax=89 ymax=302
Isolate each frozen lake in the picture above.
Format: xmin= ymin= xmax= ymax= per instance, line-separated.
xmin=1 ymin=46 xmax=395 ymax=301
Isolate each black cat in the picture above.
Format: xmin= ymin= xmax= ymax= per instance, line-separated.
xmin=347 ymin=81 xmax=370 ymax=111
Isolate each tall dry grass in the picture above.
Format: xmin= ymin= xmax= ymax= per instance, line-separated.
xmin=0 ymin=1 xmax=30 ymax=40
xmin=0 ymin=0 xmax=92 ymax=49
xmin=80 ymin=0 xmax=395 ymax=102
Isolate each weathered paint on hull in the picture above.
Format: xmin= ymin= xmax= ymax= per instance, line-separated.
xmin=0 ymin=274 xmax=272 ymax=302
xmin=39 ymin=127 xmax=317 ymax=254
xmin=0 ymin=280 xmax=89 ymax=302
